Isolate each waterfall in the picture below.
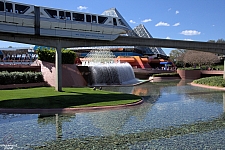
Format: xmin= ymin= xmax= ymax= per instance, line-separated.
xmin=81 ymin=49 xmax=139 ymax=85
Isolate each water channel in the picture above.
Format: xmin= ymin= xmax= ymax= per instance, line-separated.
xmin=0 ymin=80 xmax=225 ymax=149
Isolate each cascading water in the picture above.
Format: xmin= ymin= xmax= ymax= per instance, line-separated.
xmin=81 ymin=49 xmax=139 ymax=85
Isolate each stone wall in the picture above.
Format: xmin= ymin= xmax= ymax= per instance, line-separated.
xmin=34 ymin=60 xmax=87 ymax=87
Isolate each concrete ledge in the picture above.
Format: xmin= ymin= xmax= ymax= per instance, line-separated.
xmin=0 ymin=65 xmax=41 ymax=72
xmin=201 ymin=70 xmax=223 ymax=75
xmin=0 ymin=82 xmax=48 ymax=90
xmin=190 ymin=82 xmax=225 ymax=91
xmin=0 ymin=99 xmax=144 ymax=114
xmin=149 ymin=76 xmax=180 ymax=82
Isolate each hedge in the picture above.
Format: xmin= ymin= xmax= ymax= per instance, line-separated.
xmin=152 ymin=73 xmax=179 ymax=77
xmin=177 ymin=67 xmax=201 ymax=70
xmin=0 ymin=71 xmax=44 ymax=85
xmin=37 ymin=48 xmax=76 ymax=64
xmin=193 ymin=76 xmax=225 ymax=87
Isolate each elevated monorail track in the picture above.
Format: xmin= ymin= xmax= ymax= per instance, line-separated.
xmin=0 ymin=31 xmax=225 ymax=54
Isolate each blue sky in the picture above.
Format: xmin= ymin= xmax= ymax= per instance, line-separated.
xmin=0 ymin=0 xmax=224 ymax=55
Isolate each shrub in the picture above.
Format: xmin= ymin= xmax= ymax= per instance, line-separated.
xmin=0 ymin=71 xmax=44 ymax=85
xmin=37 ymin=48 xmax=76 ymax=64
xmin=177 ymin=67 xmax=200 ymax=70
xmin=37 ymin=49 xmax=55 ymax=63
xmin=152 ymin=73 xmax=179 ymax=77
xmin=193 ymin=76 xmax=225 ymax=87
xmin=61 ymin=49 xmax=76 ymax=64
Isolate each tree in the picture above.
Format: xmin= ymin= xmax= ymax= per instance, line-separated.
xmin=183 ymin=50 xmax=220 ymax=67
xmin=208 ymin=39 xmax=225 ymax=59
xmin=216 ymin=38 xmax=225 ymax=43
xmin=208 ymin=38 xmax=225 ymax=43
xmin=169 ymin=49 xmax=186 ymax=67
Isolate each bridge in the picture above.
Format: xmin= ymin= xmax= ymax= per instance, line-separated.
xmin=0 ymin=31 xmax=225 ymax=91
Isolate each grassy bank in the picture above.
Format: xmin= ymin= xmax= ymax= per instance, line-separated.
xmin=193 ymin=76 xmax=225 ymax=87
xmin=0 ymin=87 xmax=141 ymax=109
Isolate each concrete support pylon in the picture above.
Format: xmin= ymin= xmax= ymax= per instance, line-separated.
xmin=55 ymin=41 xmax=62 ymax=92
xmin=224 ymin=59 xmax=225 ymax=79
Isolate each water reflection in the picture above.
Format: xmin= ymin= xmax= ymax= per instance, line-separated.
xmin=0 ymin=80 xmax=225 ymax=149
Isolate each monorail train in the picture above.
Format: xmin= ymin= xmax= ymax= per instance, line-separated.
xmin=0 ymin=0 xmax=129 ymax=40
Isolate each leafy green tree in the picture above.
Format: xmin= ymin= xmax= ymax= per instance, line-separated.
xmin=37 ymin=47 xmax=76 ymax=64
xmin=169 ymin=49 xmax=186 ymax=67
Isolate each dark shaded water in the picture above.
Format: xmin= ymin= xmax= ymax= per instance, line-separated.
xmin=0 ymin=80 xmax=225 ymax=149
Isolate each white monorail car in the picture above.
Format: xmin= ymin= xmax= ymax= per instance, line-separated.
xmin=0 ymin=0 xmax=129 ymax=40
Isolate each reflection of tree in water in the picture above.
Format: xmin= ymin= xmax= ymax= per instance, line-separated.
xmin=0 ymin=114 xmax=22 ymax=120
xmin=37 ymin=114 xmax=75 ymax=140
xmin=0 ymin=114 xmax=35 ymax=124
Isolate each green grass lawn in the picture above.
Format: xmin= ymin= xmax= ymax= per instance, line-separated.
xmin=0 ymin=87 xmax=141 ymax=109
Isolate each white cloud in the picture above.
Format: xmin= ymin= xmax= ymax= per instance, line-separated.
xmin=180 ymin=30 xmax=201 ymax=35
xmin=175 ymin=10 xmax=179 ymax=14
xmin=184 ymin=39 xmax=193 ymax=41
xmin=155 ymin=22 xmax=170 ymax=26
xmin=129 ymin=20 xmax=136 ymax=24
xmin=173 ymin=22 xmax=180 ymax=26
xmin=77 ymin=6 xmax=88 ymax=11
xmin=141 ymin=19 xmax=152 ymax=23
xmin=166 ymin=37 xmax=171 ymax=39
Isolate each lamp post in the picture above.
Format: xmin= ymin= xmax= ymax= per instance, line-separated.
xmin=28 ymin=48 xmax=34 ymax=65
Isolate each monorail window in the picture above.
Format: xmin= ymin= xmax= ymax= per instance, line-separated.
xmin=44 ymin=9 xmax=57 ymax=18
xmin=92 ymin=15 xmax=97 ymax=23
xmin=65 ymin=12 xmax=71 ymax=20
xmin=113 ymin=18 xmax=117 ymax=26
xmin=15 ymin=4 xmax=30 ymax=14
xmin=5 ymin=3 xmax=13 ymax=12
xmin=86 ymin=15 xmax=91 ymax=22
xmin=98 ymin=16 xmax=107 ymax=24
xmin=118 ymin=19 xmax=126 ymax=26
xmin=72 ymin=13 xmax=84 ymax=21
xmin=0 ymin=2 xmax=4 ymax=11
xmin=59 ymin=11 xmax=65 ymax=19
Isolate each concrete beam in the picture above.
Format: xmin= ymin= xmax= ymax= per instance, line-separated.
xmin=0 ymin=32 xmax=225 ymax=54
